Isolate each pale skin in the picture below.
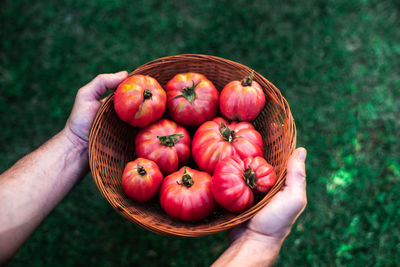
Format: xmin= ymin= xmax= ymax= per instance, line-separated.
xmin=0 ymin=71 xmax=307 ymax=266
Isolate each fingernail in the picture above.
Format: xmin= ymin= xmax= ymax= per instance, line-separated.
xmin=298 ymin=148 xmax=307 ymax=162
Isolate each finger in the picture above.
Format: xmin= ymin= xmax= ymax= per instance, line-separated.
xmin=286 ymin=147 xmax=307 ymax=189
xmin=80 ymin=71 xmax=128 ymax=100
xmin=283 ymin=147 xmax=307 ymax=212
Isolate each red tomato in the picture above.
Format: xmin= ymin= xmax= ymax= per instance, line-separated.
xmin=211 ymin=156 xmax=276 ymax=213
xmin=121 ymin=158 xmax=163 ymax=202
xmin=165 ymin=72 xmax=219 ymax=126
xmin=243 ymin=156 xmax=277 ymax=193
xmin=220 ymin=72 xmax=265 ymax=121
xmin=192 ymin=117 xmax=264 ymax=174
xmin=114 ymin=75 xmax=166 ymax=127
xmin=135 ymin=119 xmax=191 ymax=175
xmin=159 ymin=167 xmax=216 ymax=221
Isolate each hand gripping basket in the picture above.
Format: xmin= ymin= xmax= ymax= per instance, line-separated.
xmin=88 ymin=54 xmax=296 ymax=237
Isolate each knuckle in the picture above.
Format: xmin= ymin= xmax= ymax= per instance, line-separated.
xmin=292 ymin=195 xmax=307 ymax=209
xmin=90 ymin=74 xmax=108 ymax=89
xmin=295 ymin=169 xmax=306 ymax=180
xmin=76 ymin=87 xmax=86 ymax=97
xmin=95 ymin=74 xmax=106 ymax=81
xmin=301 ymin=196 xmax=308 ymax=208
xmin=303 ymin=196 xmax=308 ymax=207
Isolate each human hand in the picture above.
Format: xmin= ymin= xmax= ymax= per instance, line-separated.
xmin=64 ymin=71 xmax=128 ymax=144
xmin=229 ymin=147 xmax=307 ymax=244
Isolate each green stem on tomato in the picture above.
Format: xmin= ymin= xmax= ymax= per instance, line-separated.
xmin=177 ymin=167 xmax=194 ymax=188
xmin=143 ymin=89 xmax=153 ymax=100
xmin=171 ymin=80 xmax=198 ymax=103
xmin=241 ymin=71 xmax=254 ymax=87
xmin=157 ymin=133 xmax=184 ymax=147
xmin=243 ymin=167 xmax=256 ymax=189
xmin=220 ymin=122 xmax=235 ymax=143
xmin=137 ymin=165 xmax=147 ymax=176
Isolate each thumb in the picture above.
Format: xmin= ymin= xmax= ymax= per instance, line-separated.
xmin=283 ymin=147 xmax=307 ymax=217
xmin=286 ymin=147 xmax=307 ymax=188
xmin=79 ymin=71 xmax=128 ymax=100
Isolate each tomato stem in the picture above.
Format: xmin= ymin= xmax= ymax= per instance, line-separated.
xmin=177 ymin=167 xmax=194 ymax=188
xmin=157 ymin=133 xmax=184 ymax=147
xmin=171 ymin=80 xmax=197 ymax=103
xmin=220 ymin=122 xmax=235 ymax=143
xmin=137 ymin=165 xmax=147 ymax=176
xmin=143 ymin=89 xmax=153 ymax=100
xmin=241 ymin=71 xmax=254 ymax=87
xmin=243 ymin=168 xmax=256 ymax=189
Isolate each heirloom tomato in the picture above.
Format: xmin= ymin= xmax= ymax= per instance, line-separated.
xmin=243 ymin=156 xmax=277 ymax=193
xmin=159 ymin=167 xmax=216 ymax=221
xmin=192 ymin=117 xmax=264 ymax=174
xmin=114 ymin=75 xmax=166 ymax=127
xmin=211 ymin=156 xmax=276 ymax=213
xmin=121 ymin=158 xmax=163 ymax=202
xmin=135 ymin=119 xmax=191 ymax=175
xmin=165 ymin=72 xmax=219 ymax=126
xmin=220 ymin=72 xmax=265 ymax=122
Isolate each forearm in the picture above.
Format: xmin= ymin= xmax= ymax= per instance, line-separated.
xmin=212 ymin=231 xmax=284 ymax=267
xmin=0 ymin=127 xmax=88 ymax=263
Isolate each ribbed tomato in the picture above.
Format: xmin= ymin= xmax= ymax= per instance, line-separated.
xmin=135 ymin=119 xmax=191 ymax=175
xmin=121 ymin=158 xmax=163 ymax=202
xmin=114 ymin=75 xmax=166 ymax=127
xmin=192 ymin=117 xmax=264 ymax=174
xmin=165 ymin=72 xmax=219 ymax=126
xmin=243 ymin=156 xmax=277 ymax=193
xmin=159 ymin=167 xmax=216 ymax=221
xmin=211 ymin=156 xmax=276 ymax=213
xmin=220 ymin=72 xmax=265 ymax=121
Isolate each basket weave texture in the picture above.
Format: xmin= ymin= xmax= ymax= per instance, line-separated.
xmin=89 ymin=54 xmax=296 ymax=237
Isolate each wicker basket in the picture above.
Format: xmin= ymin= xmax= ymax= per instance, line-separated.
xmin=88 ymin=54 xmax=296 ymax=237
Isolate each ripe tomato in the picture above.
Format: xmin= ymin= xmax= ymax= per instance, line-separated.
xmin=192 ymin=117 xmax=264 ymax=174
xmin=165 ymin=72 xmax=219 ymax=126
xmin=114 ymin=75 xmax=166 ymax=127
xmin=159 ymin=167 xmax=216 ymax=221
xmin=121 ymin=158 xmax=163 ymax=202
xmin=243 ymin=156 xmax=277 ymax=193
xmin=220 ymin=72 xmax=265 ymax=121
xmin=211 ymin=156 xmax=276 ymax=213
xmin=135 ymin=119 xmax=191 ymax=175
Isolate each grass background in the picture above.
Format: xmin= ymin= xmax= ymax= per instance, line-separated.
xmin=1 ymin=0 xmax=400 ymax=266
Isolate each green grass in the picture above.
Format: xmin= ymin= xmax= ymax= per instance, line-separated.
xmin=1 ymin=0 xmax=400 ymax=266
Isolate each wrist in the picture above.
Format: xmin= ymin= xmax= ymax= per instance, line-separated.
xmin=61 ymin=126 xmax=89 ymax=153
xmin=59 ymin=127 xmax=90 ymax=177
xmin=233 ymin=229 xmax=284 ymax=249
xmin=213 ymin=229 xmax=284 ymax=267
